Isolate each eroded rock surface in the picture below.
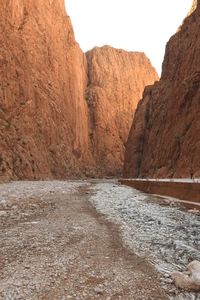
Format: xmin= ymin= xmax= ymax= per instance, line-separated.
xmin=124 ymin=2 xmax=200 ymax=178
xmin=86 ymin=46 xmax=158 ymax=176
xmin=171 ymin=260 xmax=200 ymax=291
xmin=0 ymin=0 xmax=92 ymax=180
xmin=0 ymin=1 xmax=158 ymax=179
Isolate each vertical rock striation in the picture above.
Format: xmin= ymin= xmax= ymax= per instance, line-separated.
xmin=0 ymin=1 xmax=158 ymax=179
xmin=0 ymin=0 xmax=92 ymax=179
xmin=86 ymin=46 xmax=158 ymax=176
xmin=124 ymin=1 xmax=200 ymax=178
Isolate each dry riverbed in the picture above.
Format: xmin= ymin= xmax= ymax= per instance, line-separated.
xmin=0 ymin=180 xmax=199 ymax=300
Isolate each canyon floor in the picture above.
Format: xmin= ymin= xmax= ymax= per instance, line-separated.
xmin=0 ymin=180 xmax=199 ymax=300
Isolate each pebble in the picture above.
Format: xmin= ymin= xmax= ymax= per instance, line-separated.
xmin=94 ymin=285 xmax=104 ymax=295
xmin=89 ymin=182 xmax=200 ymax=300
xmin=0 ymin=211 xmax=7 ymax=216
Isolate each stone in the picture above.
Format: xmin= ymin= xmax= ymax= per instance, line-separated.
xmin=94 ymin=285 xmax=104 ymax=295
xmin=0 ymin=211 xmax=7 ymax=217
xmin=124 ymin=2 xmax=200 ymax=179
xmin=171 ymin=260 xmax=200 ymax=291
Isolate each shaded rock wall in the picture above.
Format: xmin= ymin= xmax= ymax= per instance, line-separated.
xmin=0 ymin=0 xmax=92 ymax=179
xmin=120 ymin=179 xmax=200 ymax=207
xmin=0 ymin=1 xmax=158 ymax=179
xmin=86 ymin=46 xmax=158 ymax=176
xmin=124 ymin=2 xmax=200 ymax=178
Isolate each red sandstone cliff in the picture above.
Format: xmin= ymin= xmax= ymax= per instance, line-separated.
xmin=0 ymin=0 xmax=92 ymax=179
xmin=86 ymin=46 xmax=158 ymax=176
xmin=0 ymin=1 xmax=158 ymax=180
xmin=124 ymin=1 xmax=200 ymax=178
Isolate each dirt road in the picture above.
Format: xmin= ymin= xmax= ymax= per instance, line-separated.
xmin=0 ymin=180 xmax=167 ymax=300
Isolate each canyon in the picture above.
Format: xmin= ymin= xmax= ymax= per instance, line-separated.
xmin=124 ymin=0 xmax=200 ymax=179
xmin=1 ymin=1 xmax=200 ymax=299
xmin=0 ymin=0 xmax=157 ymax=180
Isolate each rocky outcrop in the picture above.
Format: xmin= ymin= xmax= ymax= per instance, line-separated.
xmin=86 ymin=46 xmax=158 ymax=176
xmin=188 ymin=0 xmax=198 ymax=16
xmin=171 ymin=260 xmax=200 ymax=291
xmin=124 ymin=1 xmax=200 ymax=178
xmin=0 ymin=0 xmax=92 ymax=180
xmin=0 ymin=1 xmax=158 ymax=180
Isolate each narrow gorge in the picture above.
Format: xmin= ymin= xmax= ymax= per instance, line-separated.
xmin=1 ymin=1 xmax=200 ymax=299
xmin=0 ymin=0 xmax=158 ymax=180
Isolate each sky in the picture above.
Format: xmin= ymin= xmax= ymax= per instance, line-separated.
xmin=65 ymin=0 xmax=193 ymax=75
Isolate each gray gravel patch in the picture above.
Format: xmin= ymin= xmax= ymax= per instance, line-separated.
xmin=89 ymin=181 xmax=200 ymax=300
xmin=0 ymin=180 xmax=88 ymax=204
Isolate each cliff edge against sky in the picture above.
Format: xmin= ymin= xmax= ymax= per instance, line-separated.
xmin=124 ymin=1 xmax=200 ymax=178
xmin=0 ymin=0 xmax=158 ymax=179
xmin=0 ymin=0 xmax=91 ymax=179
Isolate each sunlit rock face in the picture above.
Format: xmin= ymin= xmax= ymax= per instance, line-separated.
xmin=0 ymin=1 xmax=158 ymax=179
xmin=86 ymin=46 xmax=158 ymax=176
xmin=0 ymin=0 xmax=92 ymax=180
xmin=188 ymin=0 xmax=198 ymax=16
xmin=124 ymin=2 xmax=200 ymax=178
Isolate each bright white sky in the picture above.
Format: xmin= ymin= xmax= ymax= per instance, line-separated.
xmin=65 ymin=0 xmax=192 ymax=75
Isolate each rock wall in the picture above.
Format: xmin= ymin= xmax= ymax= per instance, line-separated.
xmin=124 ymin=1 xmax=200 ymax=178
xmin=0 ymin=1 xmax=158 ymax=180
xmin=120 ymin=179 xmax=200 ymax=206
xmin=86 ymin=46 xmax=158 ymax=176
xmin=0 ymin=0 xmax=92 ymax=179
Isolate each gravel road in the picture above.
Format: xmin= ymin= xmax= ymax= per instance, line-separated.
xmin=0 ymin=180 xmax=167 ymax=300
xmin=0 ymin=180 xmax=199 ymax=300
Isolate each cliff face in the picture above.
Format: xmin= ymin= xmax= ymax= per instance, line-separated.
xmin=86 ymin=46 xmax=158 ymax=176
xmin=124 ymin=2 xmax=200 ymax=178
xmin=0 ymin=0 xmax=92 ymax=179
xmin=0 ymin=1 xmax=158 ymax=180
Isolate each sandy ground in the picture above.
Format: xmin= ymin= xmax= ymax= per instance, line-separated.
xmin=0 ymin=180 xmax=167 ymax=300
